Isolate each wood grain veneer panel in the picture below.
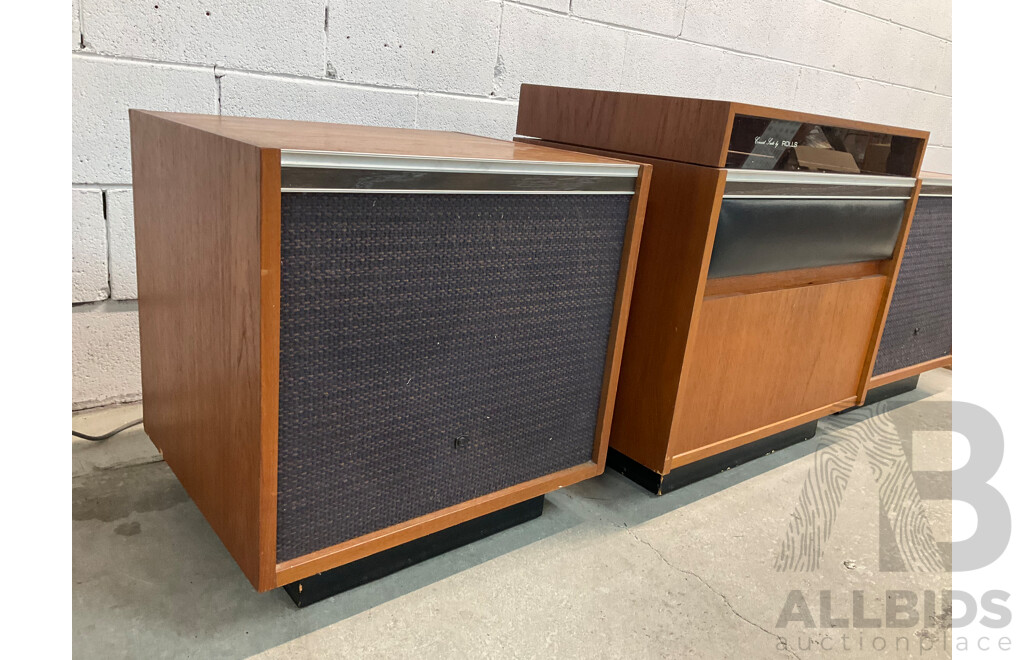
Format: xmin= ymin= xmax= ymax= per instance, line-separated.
xmin=669 ymin=397 xmax=857 ymax=470
xmin=702 ymin=261 xmax=888 ymax=298
xmin=869 ymin=355 xmax=953 ymax=390
xmin=257 ymin=148 xmax=282 ymax=590
xmin=591 ymin=163 xmax=653 ymax=467
xmin=129 ymin=110 xmax=269 ymax=590
xmin=670 ymin=276 xmax=887 ymax=458
xmin=518 ymin=85 xmax=733 ymax=167
xmin=135 ymin=111 xmax=632 ymax=165
xmin=516 ymin=86 xmax=929 ymax=170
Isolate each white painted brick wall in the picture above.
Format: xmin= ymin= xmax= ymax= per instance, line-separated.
xmin=72 ymin=304 xmax=142 ymax=410
xmin=495 ymin=4 xmax=628 ymax=98
xmin=681 ymin=0 xmax=951 ymax=95
xmin=415 ymin=93 xmax=518 ymax=139
xmin=831 ymin=0 xmax=952 ymax=41
xmin=72 ymin=0 xmax=81 ymax=49
xmin=82 ymin=1 xmax=325 ymax=77
xmin=515 ymin=1 xmax=569 ymax=13
xmin=574 ymin=0 xmax=686 ymax=36
xmin=326 ymin=0 xmax=502 ymax=95
xmin=73 ymin=56 xmax=216 ymax=183
xmin=70 ymin=0 xmax=952 ymax=408
xmin=71 ymin=189 xmax=108 ymax=303
xmin=105 ymin=189 xmax=136 ymax=301
xmin=219 ymin=71 xmax=418 ymax=126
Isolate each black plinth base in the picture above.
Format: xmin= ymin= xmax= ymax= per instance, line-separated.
xmin=283 ymin=495 xmax=545 ymax=607
xmin=607 ymin=420 xmax=819 ymax=495
xmin=863 ymin=374 xmax=920 ymax=406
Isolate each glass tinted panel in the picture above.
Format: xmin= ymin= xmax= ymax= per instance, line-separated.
xmin=726 ymin=114 xmax=921 ymax=176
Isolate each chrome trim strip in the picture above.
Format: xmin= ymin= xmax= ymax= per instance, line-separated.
xmin=281 ymin=188 xmax=635 ymax=195
xmin=280 ymin=167 xmax=637 ymax=193
xmin=721 ymin=194 xmax=913 ymax=200
xmin=724 ymin=170 xmax=916 ymax=200
xmin=280 ymin=149 xmax=640 ymax=178
xmin=724 ymin=169 xmax=917 ymax=188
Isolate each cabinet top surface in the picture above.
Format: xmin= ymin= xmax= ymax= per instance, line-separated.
xmin=130 ymin=110 xmax=635 ymax=166
xmin=516 ymin=85 xmax=928 ymax=176
xmin=518 ymin=85 xmax=929 ymax=140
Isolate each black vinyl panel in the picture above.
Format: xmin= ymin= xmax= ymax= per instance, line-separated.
xmin=872 ymin=196 xmax=952 ymax=375
xmin=281 ymin=167 xmax=637 ymax=193
xmin=708 ymin=198 xmax=906 ymax=278
xmin=276 ymin=192 xmax=630 ymax=561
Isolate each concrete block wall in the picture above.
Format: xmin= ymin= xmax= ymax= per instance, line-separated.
xmin=71 ymin=0 xmax=952 ymax=409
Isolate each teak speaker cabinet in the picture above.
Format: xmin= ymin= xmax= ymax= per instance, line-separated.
xmin=868 ymin=172 xmax=953 ymax=392
xmin=129 ymin=110 xmax=651 ymax=591
xmin=517 ymin=85 xmax=929 ymax=491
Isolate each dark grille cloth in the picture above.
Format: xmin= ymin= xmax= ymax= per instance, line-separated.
xmin=276 ymin=192 xmax=630 ymax=561
xmin=872 ymin=196 xmax=952 ymax=376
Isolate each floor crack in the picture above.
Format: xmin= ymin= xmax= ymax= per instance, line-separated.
xmin=625 ymin=526 xmax=802 ymax=660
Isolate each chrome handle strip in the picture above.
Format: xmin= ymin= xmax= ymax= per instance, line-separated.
xmin=280 ymin=149 xmax=640 ymax=178
xmin=724 ymin=169 xmax=918 ymax=187
xmin=280 ymin=189 xmax=636 ymax=195
xmin=280 ymin=167 xmax=637 ymax=194
xmin=724 ymin=169 xmax=917 ymax=200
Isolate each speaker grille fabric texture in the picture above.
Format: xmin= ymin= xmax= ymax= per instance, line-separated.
xmin=872 ymin=196 xmax=952 ymax=376
xmin=276 ymin=192 xmax=630 ymax=561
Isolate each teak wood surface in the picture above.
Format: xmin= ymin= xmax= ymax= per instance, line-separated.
xmin=517 ymin=89 xmax=927 ymax=478
xmin=672 ymin=276 xmax=887 ymax=462
xmin=517 ymin=84 xmax=930 ymax=172
xmin=130 ymin=110 xmax=267 ymax=588
xmin=869 ymin=355 xmax=953 ymax=390
xmin=134 ymin=111 xmax=631 ymax=164
xmin=130 ymin=110 xmax=649 ymax=591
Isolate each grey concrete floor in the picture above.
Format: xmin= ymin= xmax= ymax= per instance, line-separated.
xmin=73 ymin=369 xmax=953 ymax=659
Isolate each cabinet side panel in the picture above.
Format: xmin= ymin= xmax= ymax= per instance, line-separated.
xmin=614 ymin=161 xmax=725 ymax=472
xmin=517 ymin=85 xmax=732 ymax=168
xmin=129 ymin=110 xmax=265 ymax=589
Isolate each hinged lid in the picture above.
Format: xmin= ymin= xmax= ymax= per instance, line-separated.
xmin=516 ymin=85 xmax=929 ymax=178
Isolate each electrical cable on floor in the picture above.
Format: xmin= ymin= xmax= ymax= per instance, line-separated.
xmin=72 ymin=419 xmax=143 ymax=442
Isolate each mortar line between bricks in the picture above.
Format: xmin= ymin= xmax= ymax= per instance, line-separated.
xmin=102 ymin=190 xmax=112 ymax=301
xmin=816 ymin=0 xmax=952 ymax=43
xmin=623 ymin=525 xmax=803 ymax=660
xmin=71 ymin=51 xmax=508 ymax=103
xmin=78 ymin=0 xmax=86 ymax=49
xmin=490 ymin=1 xmax=506 ymax=100
xmin=499 ymin=1 xmax=952 ymax=99
xmin=677 ymin=0 xmax=689 ymax=38
xmin=214 ymin=64 xmax=223 ymax=115
xmin=506 ymin=0 xmax=951 ymax=44
xmin=322 ymin=2 xmax=330 ymax=78
xmin=72 ymin=35 xmax=951 ymax=103
xmin=72 ymin=299 xmax=139 ymax=313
